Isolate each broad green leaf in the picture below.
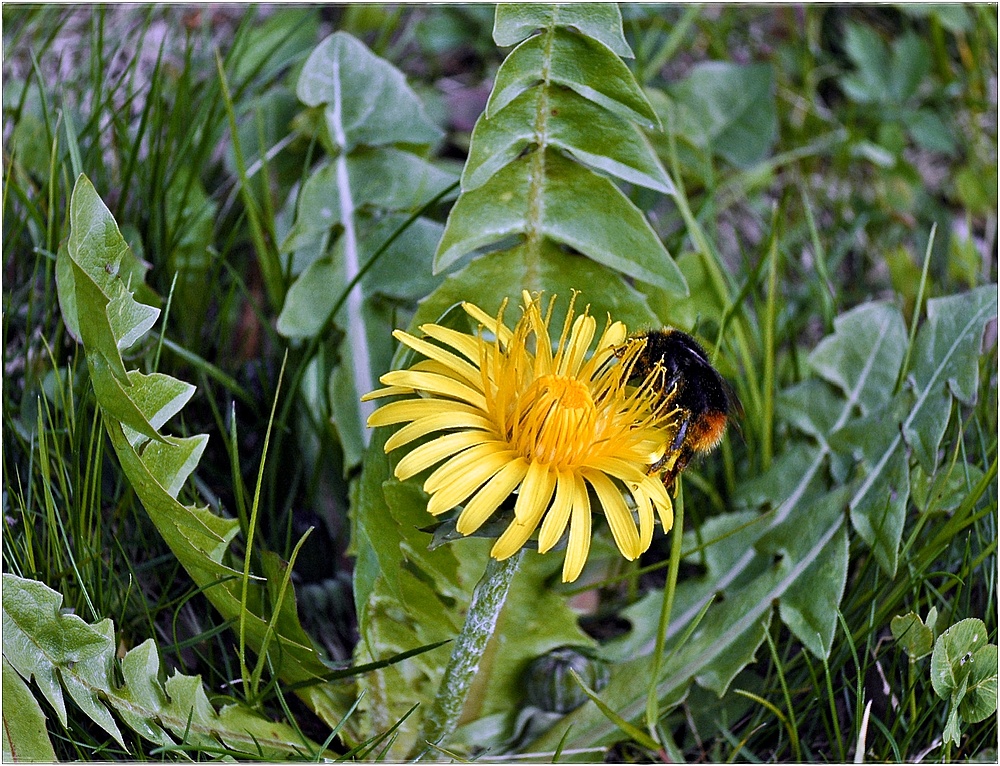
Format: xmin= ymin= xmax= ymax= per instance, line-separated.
xmin=56 ymin=175 xmax=355 ymax=729
xmin=493 ymin=3 xmax=633 ymax=57
xmin=909 ymin=109 xmax=957 ymax=156
xmin=835 ymin=401 xmax=910 ymax=575
xmin=695 ymin=615 xmax=771 ymax=697
xmin=761 ymin=491 xmax=850 ymax=659
xmin=296 ymin=31 xmax=442 ymax=151
xmin=526 ymin=462 xmax=849 ymax=754
xmin=288 ymin=32 xmax=452 ymax=457
xmin=415 ymin=241 xmax=661 ymax=335
xmin=488 ymin=26 xmax=658 ymax=130
xmin=959 ymin=644 xmax=998 ymax=724
xmin=891 ymin=612 xmax=934 ymax=660
xmin=65 ymin=176 xmax=159 ymax=381
xmin=2 ymin=575 xmax=325 ymax=758
xmin=637 ymin=251 xmax=726 ymax=332
xmin=900 ymin=3 xmax=972 ymax=33
xmin=911 ymin=461 xmax=985 ymax=513
xmin=281 ymin=149 xmax=454 ymax=254
xmin=2 ymin=657 xmax=58 ymax=763
xmin=665 ymin=62 xmax=777 ymax=168
xmin=808 ymin=302 xmax=908 ymax=417
xmin=888 ymin=32 xmax=930 ymax=103
xmin=279 ymin=216 xmax=445 ymax=338
xmin=464 ymin=85 xmax=672 ymax=193
xmin=841 ymin=22 xmax=891 ymax=104
xmin=805 ymin=295 xmax=996 ymax=576
xmin=778 ymin=380 xmax=846 ymax=443
xmin=903 ymin=286 xmax=997 ymax=473
xmin=930 ymin=618 xmax=990 ymax=699
xmin=436 ymin=150 xmax=684 ymax=293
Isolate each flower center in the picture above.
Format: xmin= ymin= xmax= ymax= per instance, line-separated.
xmin=513 ymin=374 xmax=598 ymax=467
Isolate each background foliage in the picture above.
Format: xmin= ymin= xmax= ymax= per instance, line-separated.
xmin=3 ymin=4 xmax=997 ymax=762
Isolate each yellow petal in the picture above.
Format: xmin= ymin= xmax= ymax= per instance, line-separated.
xmin=384 ymin=411 xmax=495 ymax=453
xmin=491 ymin=461 xmax=555 ymax=559
xmin=392 ymin=329 xmax=483 ymax=388
xmin=513 ymin=460 xmax=556 ymax=523
xmin=559 ymin=314 xmax=596 ymax=377
xmin=562 ymin=473 xmax=592 ymax=583
xmin=426 ymin=447 xmax=515 ymax=516
xmin=424 ymin=442 xmax=512 ymax=493
xmin=584 ymin=470 xmax=640 ymax=560
xmin=597 ymin=320 xmax=627 ymax=349
xmin=528 ymin=304 xmax=554 ymax=378
xmin=587 ymin=456 xmax=649 ymax=485
xmin=456 ymin=458 xmax=529 ymax=534
xmin=643 ymin=476 xmax=673 ymax=531
xmin=368 ymin=398 xmax=480 ymax=427
xmin=419 ymin=324 xmax=487 ymax=365
xmin=462 ymin=301 xmax=513 ymax=347
xmin=632 ymin=484 xmax=654 ymax=552
xmin=361 ymin=385 xmax=414 ymax=402
xmin=537 ymin=470 xmax=574 ymax=553
xmin=639 ymin=472 xmax=672 ymax=511
xmin=394 ymin=431 xmax=487 ymax=480
xmin=379 ymin=370 xmax=487 ymax=411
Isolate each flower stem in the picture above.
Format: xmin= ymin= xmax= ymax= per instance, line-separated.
xmin=416 ymin=551 xmax=523 ymax=756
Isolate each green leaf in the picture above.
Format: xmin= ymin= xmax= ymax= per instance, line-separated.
xmin=930 ymin=618 xmax=990 ymax=700
xmin=65 ymin=176 xmax=159 ymax=382
xmin=959 ymin=644 xmax=998 ymax=725
xmin=296 ymin=31 xmax=442 ymax=151
xmin=2 ymin=575 xmax=324 ymax=758
xmin=464 ymin=85 xmax=672 ymax=193
xmin=493 ymin=3 xmax=633 ymax=57
xmin=488 ymin=26 xmax=658 ymax=130
xmin=416 ymin=241 xmax=661 ymax=335
xmin=527 ymin=486 xmax=848 ymax=753
xmin=910 ymin=461 xmax=985 ymax=514
xmin=891 ymin=612 xmax=935 ymax=660
xmin=2 ymin=657 xmax=58 ymax=762
xmin=55 ymin=175 xmax=355 ymax=729
xmin=903 ymin=286 xmax=997 ymax=473
xmin=835 ymin=401 xmax=911 ymax=575
xmin=804 ymin=296 xmax=995 ymax=576
xmin=770 ymin=508 xmax=849 ymax=659
xmin=278 ymin=216 xmax=445 ymax=338
xmin=666 ymin=62 xmax=777 ymax=168
xmin=435 ymin=149 xmax=684 ymax=293
xmin=908 ymin=108 xmax=956 ymax=155
xmin=888 ymin=32 xmax=930 ymax=103
xmin=281 ymin=149 xmax=454 ymax=254
xmin=841 ymin=22 xmax=891 ymax=104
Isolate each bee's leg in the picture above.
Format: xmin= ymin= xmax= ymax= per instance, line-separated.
xmin=660 ymin=445 xmax=694 ymax=493
xmin=669 ymin=417 xmax=689 ymax=452
xmin=648 ymin=416 xmax=688 ymax=476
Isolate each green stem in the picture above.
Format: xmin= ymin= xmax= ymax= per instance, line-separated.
xmin=415 ymin=551 xmax=523 ymax=756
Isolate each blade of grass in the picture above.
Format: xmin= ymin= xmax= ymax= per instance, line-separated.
xmin=239 ymin=350 xmax=288 ymax=704
xmin=215 ymin=50 xmax=284 ymax=310
xmin=645 ymin=485 xmax=684 ymax=741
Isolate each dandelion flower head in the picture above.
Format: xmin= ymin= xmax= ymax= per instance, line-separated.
xmin=363 ymin=291 xmax=679 ymax=583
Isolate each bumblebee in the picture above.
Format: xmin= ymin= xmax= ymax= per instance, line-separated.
xmin=620 ymin=328 xmax=740 ymax=491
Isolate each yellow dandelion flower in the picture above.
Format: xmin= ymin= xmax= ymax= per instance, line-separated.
xmin=363 ymin=291 xmax=678 ymax=583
